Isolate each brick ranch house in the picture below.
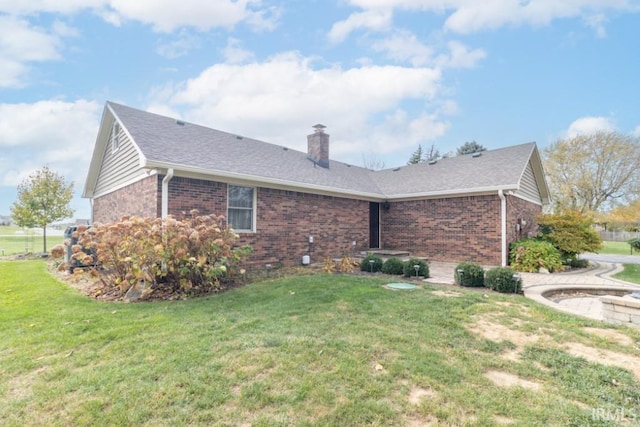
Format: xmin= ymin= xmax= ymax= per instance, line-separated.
xmin=83 ymin=102 xmax=550 ymax=268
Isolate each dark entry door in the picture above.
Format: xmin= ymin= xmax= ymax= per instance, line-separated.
xmin=369 ymin=202 xmax=380 ymax=249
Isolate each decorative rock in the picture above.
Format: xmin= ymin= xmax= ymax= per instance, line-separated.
xmin=538 ymin=267 xmax=550 ymax=274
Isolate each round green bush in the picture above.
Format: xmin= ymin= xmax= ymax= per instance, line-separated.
xmin=485 ymin=267 xmax=521 ymax=293
xmin=382 ymin=257 xmax=405 ymax=275
xmin=403 ymin=258 xmax=429 ymax=278
xmin=510 ymin=239 xmax=563 ymax=272
xmin=360 ymin=254 xmax=383 ymax=272
xmin=454 ymin=262 xmax=485 ymax=287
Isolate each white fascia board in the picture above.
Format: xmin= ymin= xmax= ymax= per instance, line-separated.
xmin=387 ymin=185 xmax=519 ymax=202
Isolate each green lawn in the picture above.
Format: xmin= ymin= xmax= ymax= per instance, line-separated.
xmin=613 ymin=264 xmax=640 ymax=285
xmin=600 ymin=241 xmax=637 ymax=256
xmin=2 ymin=261 xmax=640 ymax=426
xmin=0 ymin=225 xmax=61 ymax=255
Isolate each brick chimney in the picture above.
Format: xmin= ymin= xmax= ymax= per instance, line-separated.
xmin=307 ymin=124 xmax=329 ymax=168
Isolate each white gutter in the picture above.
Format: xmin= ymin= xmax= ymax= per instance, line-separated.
xmin=161 ymin=168 xmax=174 ymax=218
xmin=498 ymin=189 xmax=507 ymax=267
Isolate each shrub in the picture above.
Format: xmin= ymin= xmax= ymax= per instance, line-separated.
xmin=360 ymin=254 xmax=383 ymax=272
xmin=485 ymin=267 xmax=521 ymax=293
xmin=63 ymin=211 xmax=252 ymax=298
xmin=536 ymin=210 xmax=603 ymax=257
xmin=629 ymin=238 xmax=640 ymax=254
xmin=337 ymin=257 xmax=358 ymax=273
xmin=382 ymin=257 xmax=405 ymax=275
xmin=568 ymin=257 xmax=589 ymax=269
xmin=454 ymin=262 xmax=485 ymax=287
xmin=510 ymin=239 xmax=563 ymax=273
xmin=403 ymin=258 xmax=429 ymax=278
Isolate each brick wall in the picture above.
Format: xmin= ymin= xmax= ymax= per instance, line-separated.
xmin=93 ymin=175 xmax=159 ymax=223
xmin=238 ymin=188 xmax=369 ymax=268
xmin=162 ymin=176 xmax=369 ymax=268
xmin=506 ymin=195 xmax=542 ymax=246
xmin=92 ymin=175 xmax=542 ymax=269
xmin=381 ymin=195 xmax=502 ymax=265
xmin=165 ymin=176 xmax=227 ymax=218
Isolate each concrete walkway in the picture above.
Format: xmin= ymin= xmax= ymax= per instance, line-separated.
xmin=424 ymin=260 xmax=640 ymax=321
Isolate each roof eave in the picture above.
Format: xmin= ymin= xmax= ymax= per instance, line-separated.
xmin=145 ymin=160 xmax=386 ymax=201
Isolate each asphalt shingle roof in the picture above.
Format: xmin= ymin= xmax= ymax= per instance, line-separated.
xmin=107 ymin=101 xmax=540 ymax=200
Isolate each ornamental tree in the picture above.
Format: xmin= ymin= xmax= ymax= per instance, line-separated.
xmin=10 ymin=167 xmax=74 ymax=252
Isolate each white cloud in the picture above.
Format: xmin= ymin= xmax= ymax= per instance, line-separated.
xmin=0 ymin=100 xmax=102 ymax=192
xmin=152 ymin=52 xmax=446 ymax=163
xmin=328 ymin=8 xmax=393 ymax=43
xmin=334 ymin=0 xmax=637 ymax=37
xmin=156 ymin=31 xmax=201 ymax=59
xmin=371 ymin=29 xmax=434 ymax=66
xmin=0 ymin=15 xmax=66 ymax=87
xmin=632 ymin=125 xmax=640 ymax=138
xmin=435 ymin=41 xmax=486 ymax=69
xmin=0 ymin=0 xmax=279 ymax=33
xmin=107 ymin=0 xmax=273 ymax=33
xmin=565 ymin=116 xmax=615 ymax=138
xmin=222 ymin=38 xmax=255 ymax=64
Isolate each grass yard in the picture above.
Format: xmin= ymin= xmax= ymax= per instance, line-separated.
xmin=599 ymin=241 xmax=637 ymax=256
xmin=0 ymin=225 xmax=59 ymax=255
xmin=2 ymin=261 xmax=640 ymax=426
xmin=613 ymin=264 xmax=640 ymax=285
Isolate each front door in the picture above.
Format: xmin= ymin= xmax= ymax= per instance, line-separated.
xmin=369 ymin=202 xmax=380 ymax=249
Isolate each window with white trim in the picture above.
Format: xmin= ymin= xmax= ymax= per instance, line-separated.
xmin=227 ymin=185 xmax=255 ymax=232
xmin=111 ymin=121 xmax=120 ymax=153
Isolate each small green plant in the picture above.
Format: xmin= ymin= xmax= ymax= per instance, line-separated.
xmin=628 ymin=238 xmax=640 ymax=254
xmin=360 ymin=254 xmax=383 ymax=272
xmin=485 ymin=267 xmax=521 ymax=293
xmin=454 ymin=262 xmax=485 ymax=287
xmin=382 ymin=257 xmax=405 ymax=275
xmin=403 ymin=258 xmax=429 ymax=278
xmin=510 ymin=239 xmax=563 ymax=273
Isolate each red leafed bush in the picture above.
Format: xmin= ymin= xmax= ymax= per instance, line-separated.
xmin=70 ymin=211 xmax=252 ymax=298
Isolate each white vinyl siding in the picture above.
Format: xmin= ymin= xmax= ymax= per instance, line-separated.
xmin=227 ymin=185 xmax=255 ymax=232
xmin=94 ymin=124 xmax=144 ymax=196
xmin=111 ymin=122 xmax=121 ymax=153
xmin=516 ymin=161 xmax=542 ymax=204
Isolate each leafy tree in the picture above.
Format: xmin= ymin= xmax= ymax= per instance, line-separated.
xmin=543 ymin=131 xmax=640 ymax=213
xmin=456 ymin=141 xmax=486 ymax=155
xmin=10 ymin=167 xmax=74 ymax=252
xmin=407 ymin=144 xmax=424 ymax=165
xmin=536 ymin=210 xmax=603 ymax=258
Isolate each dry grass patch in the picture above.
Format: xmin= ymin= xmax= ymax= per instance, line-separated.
xmin=484 ymin=370 xmax=542 ymax=390
xmin=431 ymin=290 xmax=462 ymax=297
xmin=564 ymin=341 xmax=640 ymax=380
xmin=582 ymin=326 xmax=635 ymax=347
xmin=408 ymin=385 xmax=436 ymax=405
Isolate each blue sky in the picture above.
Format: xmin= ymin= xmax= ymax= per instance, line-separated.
xmin=1 ymin=0 xmax=639 ymax=221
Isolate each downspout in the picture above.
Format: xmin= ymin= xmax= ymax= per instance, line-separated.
xmin=161 ymin=168 xmax=174 ymax=218
xmin=498 ymin=189 xmax=507 ymax=267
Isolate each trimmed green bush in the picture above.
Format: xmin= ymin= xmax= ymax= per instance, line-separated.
xmin=403 ymin=258 xmax=429 ymax=278
xmin=510 ymin=239 xmax=563 ymax=273
xmin=382 ymin=257 xmax=405 ymax=275
xmin=629 ymin=238 xmax=640 ymax=254
xmin=485 ymin=267 xmax=521 ymax=293
xmin=360 ymin=254 xmax=383 ymax=272
xmin=454 ymin=262 xmax=485 ymax=287
xmin=568 ymin=258 xmax=589 ymax=269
